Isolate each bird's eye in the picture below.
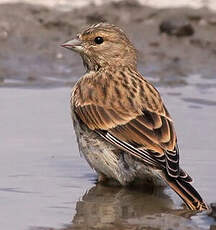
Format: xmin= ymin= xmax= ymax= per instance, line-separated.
xmin=94 ymin=36 xmax=104 ymax=44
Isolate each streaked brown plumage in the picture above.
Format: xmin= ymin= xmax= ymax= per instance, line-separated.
xmin=62 ymin=23 xmax=208 ymax=211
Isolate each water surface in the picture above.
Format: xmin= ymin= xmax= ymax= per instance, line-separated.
xmin=1 ymin=73 xmax=216 ymax=230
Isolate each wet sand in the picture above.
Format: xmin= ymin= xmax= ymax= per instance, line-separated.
xmin=0 ymin=1 xmax=216 ymax=230
xmin=0 ymin=1 xmax=216 ymax=88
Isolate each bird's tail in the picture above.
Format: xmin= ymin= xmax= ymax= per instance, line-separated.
xmin=162 ymin=173 xmax=208 ymax=211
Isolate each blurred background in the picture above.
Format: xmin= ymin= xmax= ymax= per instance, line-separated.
xmin=0 ymin=0 xmax=216 ymax=9
xmin=0 ymin=0 xmax=216 ymax=230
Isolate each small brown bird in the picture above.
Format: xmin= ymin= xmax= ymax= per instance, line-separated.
xmin=62 ymin=23 xmax=208 ymax=211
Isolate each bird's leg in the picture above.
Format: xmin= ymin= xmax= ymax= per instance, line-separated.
xmin=97 ymin=172 xmax=108 ymax=183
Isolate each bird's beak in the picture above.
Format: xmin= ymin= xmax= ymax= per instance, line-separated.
xmin=61 ymin=38 xmax=83 ymax=52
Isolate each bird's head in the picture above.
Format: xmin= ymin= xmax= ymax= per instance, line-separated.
xmin=62 ymin=23 xmax=137 ymax=71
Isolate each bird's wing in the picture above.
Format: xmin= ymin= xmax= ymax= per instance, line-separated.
xmin=75 ymin=103 xmax=180 ymax=177
xmin=72 ymin=70 xmax=190 ymax=180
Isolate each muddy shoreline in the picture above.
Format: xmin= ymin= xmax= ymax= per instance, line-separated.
xmin=0 ymin=1 xmax=216 ymax=88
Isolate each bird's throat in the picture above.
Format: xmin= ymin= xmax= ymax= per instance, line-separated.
xmin=82 ymin=54 xmax=101 ymax=72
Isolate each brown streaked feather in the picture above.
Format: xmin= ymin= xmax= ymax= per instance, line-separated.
xmin=161 ymin=173 xmax=208 ymax=211
xmin=72 ymin=67 xmax=179 ymax=178
xmin=156 ymin=117 xmax=172 ymax=143
xmin=150 ymin=113 xmax=162 ymax=129
xmin=163 ymin=120 xmax=176 ymax=150
xmin=110 ymin=120 xmax=165 ymax=154
xmin=136 ymin=115 xmax=154 ymax=130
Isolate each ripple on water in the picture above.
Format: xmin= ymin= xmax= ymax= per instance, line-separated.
xmin=182 ymin=98 xmax=216 ymax=106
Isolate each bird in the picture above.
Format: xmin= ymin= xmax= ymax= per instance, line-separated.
xmin=61 ymin=23 xmax=208 ymax=211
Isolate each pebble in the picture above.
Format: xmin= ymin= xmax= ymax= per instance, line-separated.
xmin=199 ymin=19 xmax=208 ymax=26
xmin=210 ymin=225 xmax=216 ymax=230
xmin=209 ymin=203 xmax=216 ymax=219
xmin=208 ymin=17 xmax=216 ymax=25
xmin=0 ymin=31 xmax=8 ymax=40
xmin=0 ymin=21 xmax=10 ymax=40
xmin=56 ymin=53 xmax=63 ymax=59
xmin=159 ymin=17 xmax=194 ymax=36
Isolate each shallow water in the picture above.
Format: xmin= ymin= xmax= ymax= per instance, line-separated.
xmin=1 ymin=73 xmax=216 ymax=230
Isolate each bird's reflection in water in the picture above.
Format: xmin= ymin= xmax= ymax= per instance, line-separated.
xmin=35 ymin=183 xmax=205 ymax=230
xmin=65 ymin=183 xmax=184 ymax=230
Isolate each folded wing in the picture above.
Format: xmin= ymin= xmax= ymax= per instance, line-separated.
xmin=74 ymin=101 xmax=191 ymax=182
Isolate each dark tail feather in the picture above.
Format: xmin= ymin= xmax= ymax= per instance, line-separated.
xmin=162 ymin=174 xmax=208 ymax=211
